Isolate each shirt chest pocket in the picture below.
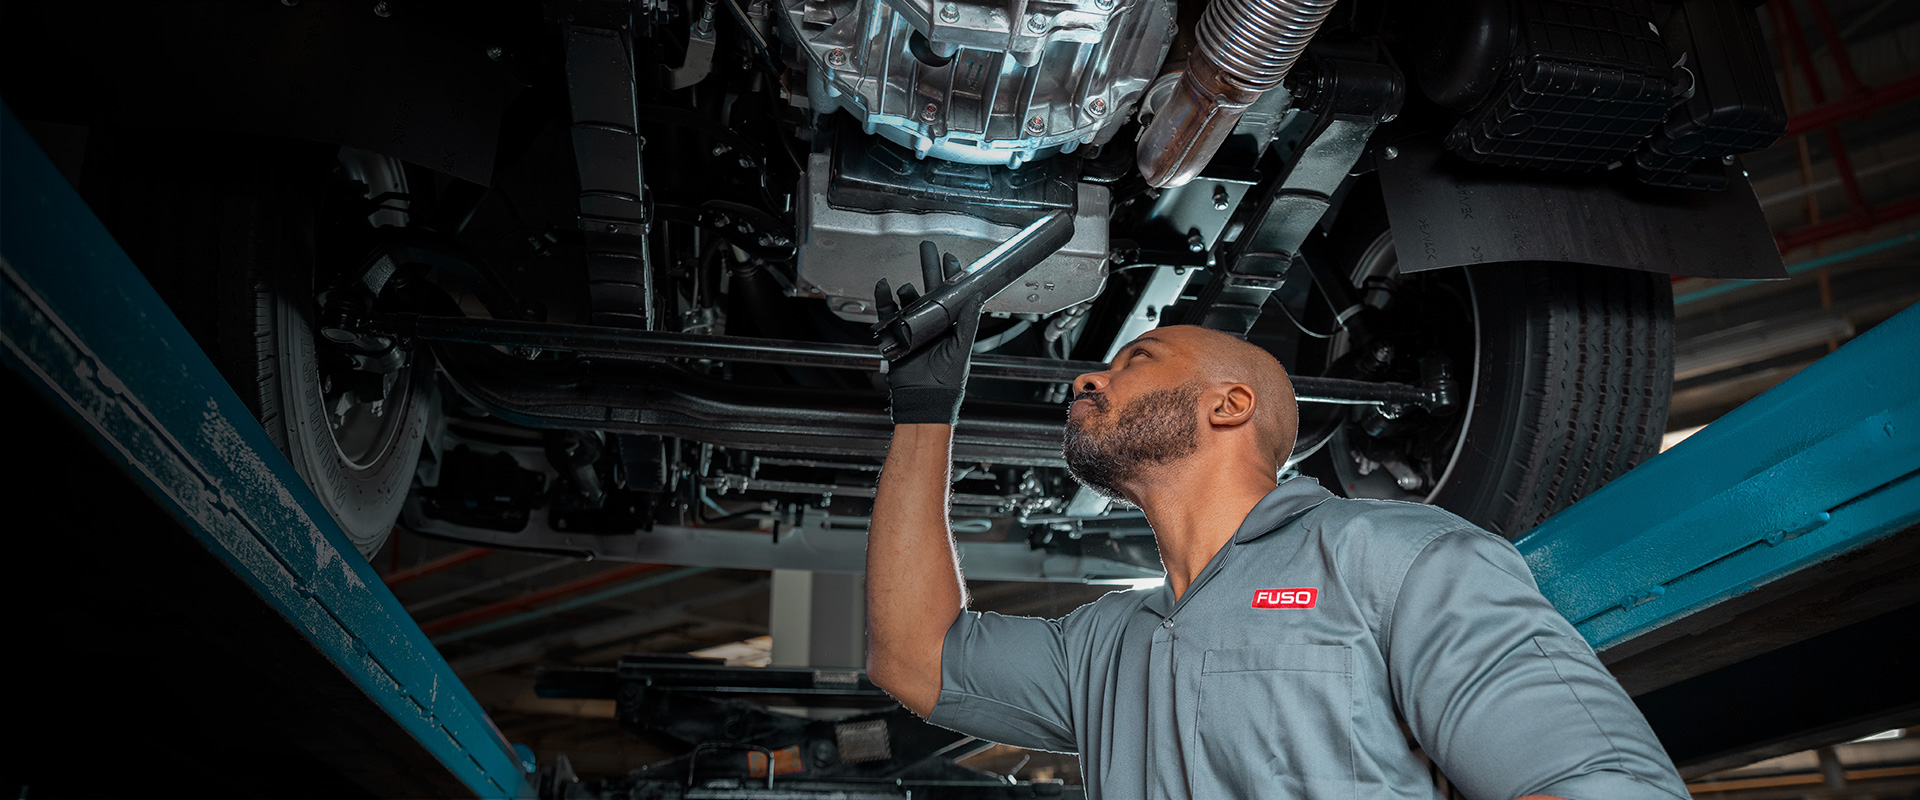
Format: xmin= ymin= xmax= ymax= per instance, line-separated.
xmin=1196 ymin=644 xmax=1355 ymax=800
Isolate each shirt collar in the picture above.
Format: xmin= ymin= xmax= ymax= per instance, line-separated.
xmin=1138 ymin=477 xmax=1335 ymax=616
xmin=1232 ymin=476 xmax=1337 ymax=543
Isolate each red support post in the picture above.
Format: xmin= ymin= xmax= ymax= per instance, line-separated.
xmin=384 ymin=545 xmax=494 ymax=588
xmin=1823 ymin=127 xmax=1869 ymax=214
xmin=1785 ymin=74 xmax=1920 ymax=137
xmin=1805 ymin=0 xmax=1866 ymax=97
xmin=1778 ymin=2 xmax=1830 ymax=106
xmin=416 ymin=562 xmax=667 ymax=636
xmin=1761 ymin=1 xmax=1920 ymax=256
xmin=1776 ymin=196 xmax=1920 ymax=253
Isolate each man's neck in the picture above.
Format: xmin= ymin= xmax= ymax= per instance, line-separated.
xmin=1126 ymin=455 xmax=1278 ymax=602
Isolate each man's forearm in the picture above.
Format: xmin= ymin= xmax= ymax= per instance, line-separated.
xmin=866 ymin=422 xmax=968 ymax=717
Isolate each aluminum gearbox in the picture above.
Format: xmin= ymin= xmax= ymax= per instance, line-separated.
xmin=782 ymin=0 xmax=1174 ymax=168
xmin=793 ymin=151 xmax=1109 ymax=321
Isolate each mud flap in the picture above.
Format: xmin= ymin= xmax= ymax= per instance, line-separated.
xmin=1377 ymin=139 xmax=1785 ymax=280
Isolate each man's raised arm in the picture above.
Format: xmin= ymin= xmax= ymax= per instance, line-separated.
xmin=867 ymin=422 xmax=968 ymax=716
xmin=863 ymin=266 xmax=985 ymax=717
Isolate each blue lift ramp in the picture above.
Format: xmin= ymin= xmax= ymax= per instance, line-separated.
xmin=1517 ymin=300 xmax=1920 ymax=775
xmin=2 ymin=106 xmax=534 ymax=796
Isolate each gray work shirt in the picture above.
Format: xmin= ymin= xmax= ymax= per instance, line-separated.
xmin=929 ymin=478 xmax=1688 ymax=800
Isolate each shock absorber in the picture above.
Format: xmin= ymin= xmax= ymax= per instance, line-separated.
xmin=1135 ymin=0 xmax=1339 ymax=187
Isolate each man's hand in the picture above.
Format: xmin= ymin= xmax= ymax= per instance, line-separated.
xmin=874 ymin=241 xmax=985 ymax=425
xmin=866 ymin=241 xmax=981 ymax=718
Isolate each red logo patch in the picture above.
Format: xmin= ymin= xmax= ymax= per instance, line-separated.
xmin=1252 ymin=588 xmax=1317 ymax=609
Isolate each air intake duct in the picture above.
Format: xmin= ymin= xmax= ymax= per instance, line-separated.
xmin=1135 ymin=0 xmax=1338 ymax=187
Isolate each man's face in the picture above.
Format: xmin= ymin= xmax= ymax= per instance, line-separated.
xmin=1062 ymin=334 xmax=1204 ymax=499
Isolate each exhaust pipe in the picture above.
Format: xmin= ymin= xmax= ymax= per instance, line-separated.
xmin=1136 ymin=0 xmax=1339 ymax=187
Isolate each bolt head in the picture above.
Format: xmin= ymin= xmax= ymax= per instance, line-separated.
xmin=939 ymin=2 xmax=958 ymax=21
xmin=487 ymin=46 xmax=504 ymax=60
xmin=372 ymin=1 xmax=390 ymax=17
xmin=1025 ymin=115 xmax=1046 ymax=134
xmin=1026 ymin=12 xmax=1048 ymax=31
xmin=1088 ymin=98 xmax=1108 ymax=117
xmin=1095 ymin=0 xmax=1114 ymax=9
xmin=1721 ymin=154 xmax=1736 ymax=165
xmin=827 ymin=48 xmax=847 ymax=67
xmin=711 ymin=144 xmax=730 ymax=156
xmin=738 ymin=156 xmax=755 ymax=168
xmin=1187 ymin=236 xmax=1206 ymax=253
xmin=1382 ymin=145 xmax=1399 ymax=161
xmin=922 ymin=103 xmax=939 ymax=122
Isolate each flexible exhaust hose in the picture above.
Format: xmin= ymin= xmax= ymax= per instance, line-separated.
xmin=1136 ymin=0 xmax=1339 ymax=187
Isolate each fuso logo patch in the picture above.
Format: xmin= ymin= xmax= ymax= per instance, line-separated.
xmin=1251 ymin=588 xmax=1317 ymax=609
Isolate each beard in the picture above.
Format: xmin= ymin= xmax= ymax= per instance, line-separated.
xmin=1062 ymin=382 xmax=1203 ymax=500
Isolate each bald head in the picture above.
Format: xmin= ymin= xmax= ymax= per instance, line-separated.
xmin=1150 ymin=326 xmax=1299 ymax=468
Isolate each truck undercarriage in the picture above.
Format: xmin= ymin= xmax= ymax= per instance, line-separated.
xmin=3 ymin=0 xmax=1788 ymax=576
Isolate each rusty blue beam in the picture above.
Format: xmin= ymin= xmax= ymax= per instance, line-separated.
xmin=1518 ymin=302 xmax=1920 ymax=653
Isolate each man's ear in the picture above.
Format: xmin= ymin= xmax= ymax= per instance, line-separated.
xmin=1208 ymin=383 xmax=1258 ymax=428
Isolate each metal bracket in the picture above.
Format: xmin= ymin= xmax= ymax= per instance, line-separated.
xmin=564 ymin=21 xmax=657 ymax=329
xmin=1186 ymin=56 xmax=1404 ymax=334
xmin=669 ymin=0 xmax=719 ymax=89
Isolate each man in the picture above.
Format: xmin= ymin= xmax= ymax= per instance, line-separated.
xmin=865 ymin=295 xmax=1689 ymax=799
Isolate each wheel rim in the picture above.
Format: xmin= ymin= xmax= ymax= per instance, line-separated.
xmin=317 ymin=149 xmax=416 ymax=472
xmin=1311 ymin=232 xmax=1481 ymax=504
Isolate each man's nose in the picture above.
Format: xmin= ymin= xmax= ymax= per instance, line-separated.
xmin=1074 ymin=371 xmax=1108 ymax=396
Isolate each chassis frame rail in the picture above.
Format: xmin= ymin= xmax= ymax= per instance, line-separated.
xmin=375 ymin=313 xmax=1443 ymax=407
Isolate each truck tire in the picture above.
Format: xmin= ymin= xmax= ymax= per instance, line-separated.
xmin=82 ymin=132 xmax=430 ymax=557
xmin=1296 ymin=223 xmax=1675 ymax=537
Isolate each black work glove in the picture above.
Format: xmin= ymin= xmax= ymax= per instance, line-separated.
xmin=874 ymin=241 xmax=983 ymax=425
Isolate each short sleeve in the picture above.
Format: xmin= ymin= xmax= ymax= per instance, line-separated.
xmin=1384 ymin=529 xmax=1689 ymax=800
xmin=925 ymin=608 xmax=1081 ymax=753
